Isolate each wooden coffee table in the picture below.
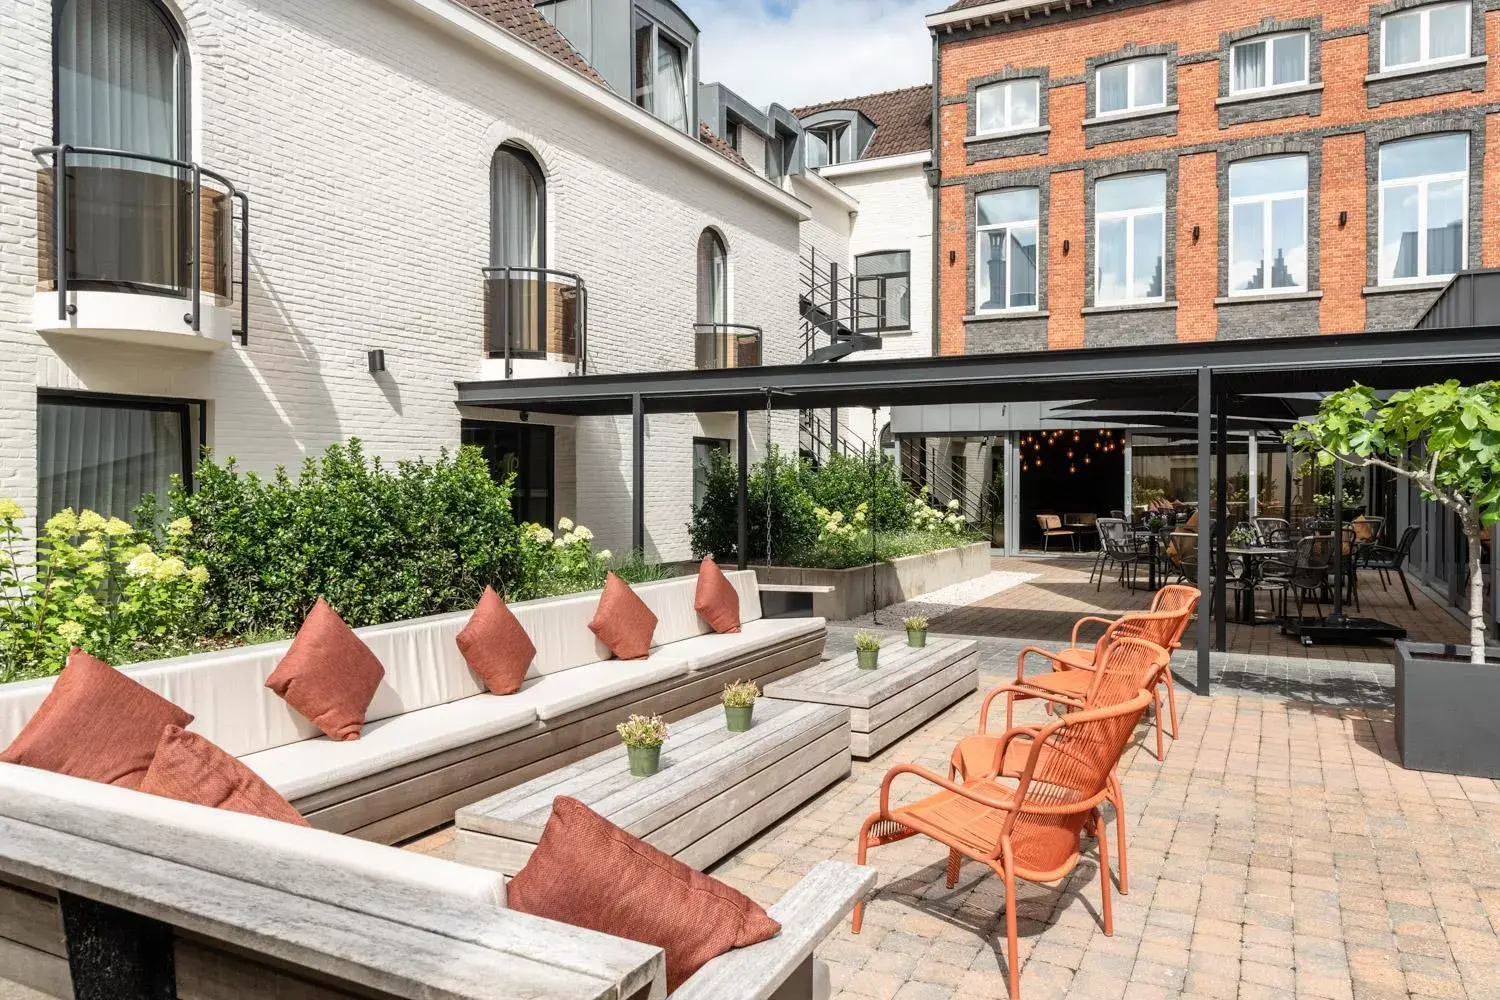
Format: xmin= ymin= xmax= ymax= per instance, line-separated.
xmin=764 ymin=635 xmax=980 ymax=758
xmin=453 ymin=699 xmax=851 ymax=875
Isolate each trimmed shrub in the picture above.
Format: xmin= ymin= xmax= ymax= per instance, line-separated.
xmin=803 ymin=452 xmax=910 ymax=531
xmin=689 ymin=447 xmax=818 ymax=565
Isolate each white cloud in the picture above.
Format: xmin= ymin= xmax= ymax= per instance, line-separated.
xmin=691 ymin=0 xmax=933 ymax=110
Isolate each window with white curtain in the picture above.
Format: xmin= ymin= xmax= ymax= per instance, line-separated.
xmin=1095 ymin=173 xmax=1166 ymax=304
xmin=1381 ymin=2 xmax=1470 ymax=70
xmin=1096 ymin=57 xmax=1166 ymax=116
xmin=1229 ymin=156 xmax=1308 ymax=295
xmin=1379 ymin=133 xmax=1468 ymax=284
xmin=975 ymin=189 xmax=1039 ymax=312
xmin=491 ymin=144 xmax=547 ymax=357
xmin=37 ymin=394 xmax=194 ymax=525
xmin=633 ymin=14 xmax=689 ymax=132
xmin=1230 ymin=32 xmax=1309 ymax=93
xmin=975 ymin=79 xmax=1040 ymax=134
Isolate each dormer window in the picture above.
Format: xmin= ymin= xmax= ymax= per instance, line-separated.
xmin=633 ymin=13 xmax=689 ymax=132
xmin=804 ymin=123 xmax=846 ymax=168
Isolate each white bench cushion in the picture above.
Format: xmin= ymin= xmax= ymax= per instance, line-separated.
xmin=502 ymin=655 xmax=691 ymax=721
xmin=242 ymin=698 xmax=540 ymax=802
xmin=0 ymin=763 xmax=507 ymax=909
xmin=665 ymin=618 xmax=828 ymax=674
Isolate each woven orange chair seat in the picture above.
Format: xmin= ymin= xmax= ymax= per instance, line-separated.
xmin=1052 ymin=647 xmax=1095 ymax=669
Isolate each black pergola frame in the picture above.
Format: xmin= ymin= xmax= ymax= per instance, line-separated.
xmin=456 ymin=324 xmax=1500 ymax=694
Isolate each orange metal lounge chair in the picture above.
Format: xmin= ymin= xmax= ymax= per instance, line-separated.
xmin=853 ymin=691 xmax=1153 ymax=1000
xmin=951 ymin=636 xmax=1170 ymax=895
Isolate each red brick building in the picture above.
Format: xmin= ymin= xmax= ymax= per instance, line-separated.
xmin=927 ymin=0 xmax=1499 ymax=356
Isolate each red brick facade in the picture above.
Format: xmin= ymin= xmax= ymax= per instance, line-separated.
xmin=935 ymin=0 xmax=1500 ymax=354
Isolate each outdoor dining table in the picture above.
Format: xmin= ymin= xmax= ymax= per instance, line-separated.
xmin=1131 ymin=529 xmax=1169 ymax=590
xmin=1225 ymin=546 xmax=1295 ymax=625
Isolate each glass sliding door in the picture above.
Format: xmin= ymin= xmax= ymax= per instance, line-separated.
xmin=37 ymin=392 xmax=196 ymax=524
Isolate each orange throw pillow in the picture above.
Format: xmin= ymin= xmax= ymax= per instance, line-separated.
xmin=265 ymin=598 xmax=384 ymax=742
xmin=508 ymin=797 xmax=779 ymax=990
xmin=456 ymin=586 xmax=536 ymax=695
xmin=0 ymin=649 xmax=192 ymax=789
xmin=141 ymin=726 xmax=309 ymax=827
xmin=693 ymin=558 xmax=741 ymax=635
xmin=589 ymin=573 xmax=658 ymax=660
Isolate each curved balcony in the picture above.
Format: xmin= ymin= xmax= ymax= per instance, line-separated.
xmin=32 ymin=146 xmax=249 ymax=350
xmin=482 ymin=266 xmax=588 ymax=379
xmin=694 ymin=323 xmax=763 ymax=370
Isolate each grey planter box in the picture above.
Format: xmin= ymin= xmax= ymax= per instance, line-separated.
xmin=1395 ymin=640 xmax=1500 ymax=778
xmin=752 ymin=542 xmax=990 ymax=621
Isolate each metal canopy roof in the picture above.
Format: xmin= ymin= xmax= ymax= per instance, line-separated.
xmin=455 ymin=326 xmax=1500 ymax=417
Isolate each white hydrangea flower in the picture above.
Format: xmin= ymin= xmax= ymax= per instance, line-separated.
xmin=189 ymin=565 xmax=210 ymax=585
xmin=530 ymin=525 xmax=554 ymax=544
xmin=167 ymin=516 xmax=193 ymax=536
xmin=104 ymin=517 xmax=133 ymax=538
xmin=557 ymin=517 xmax=575 ymax=532
xmin=573 ymin=525 xmax=593 ymax=542
xmin=596 ymin=550 xmax=612 ymax=561
xmin=57 ymin=621 xmax=85 ymax=644
xmin=125 ymin=551 xmax=160 ymax=578
xmin=153 ymin=557 xmax=187 ymax=582
xmin=0 ymin=498 xmax=22 ymax=521
xmin=77 ymin=510 xmax=107 ymax=533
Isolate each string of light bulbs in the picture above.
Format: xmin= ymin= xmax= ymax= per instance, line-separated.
xmin=1018 ymin=428 xmax=1121 ymax=476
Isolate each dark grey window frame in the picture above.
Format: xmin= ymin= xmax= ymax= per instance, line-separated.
xmin=1365 ymin=0 xmax=1487 ymax=106
xmin=1216 ymin=17 xmax=1325 ymax=127
xmin=692 ymin=436 xmax=730 ymax=510
xmin=1083 ymin=44 xmax=1179 ymax=149
xmin=854 ymin=250 xmax=913 ymax=332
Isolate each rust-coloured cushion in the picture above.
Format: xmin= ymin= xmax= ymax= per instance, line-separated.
xmin=693 ymin=558 xmax=742 ymax=635
xmin=456 ymin=587 xmax=537 ymax=695
xmin=589 ymin=573 xmax=658 ymax=660
xmin=0 ymin=649 xmax=192 ymax=789
xmin=508 ymin=796 xmax=780 ymax=990
xmin=141 ymin=726 xmax=309 ymax=827
xmin=265 ymin=599 xmax=384 ymax=742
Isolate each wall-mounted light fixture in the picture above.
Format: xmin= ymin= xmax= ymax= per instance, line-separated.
xmin=948 ymin=250 xmax=957 ymax=265
xmin=1339 ymin=210 xmax=1348 ymax=228
xmin=367 ymin=349 xmax=386 ymax=374
xmin=1192 ymin=225 xmax=1201 ymax=243
xmin=1062 ymin=239 xmax=1070 ymax=255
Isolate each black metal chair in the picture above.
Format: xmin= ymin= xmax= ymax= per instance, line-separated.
xmin=1097 ymin=519 xmax=1144 ymax=590
xmin=1360 ymin=525 xmax=1421 ymax=609
xmin=1275 ymin=535 xmax=1334 ymax=619
xmin=1254 ymin=517 xmax=1291 ymax=546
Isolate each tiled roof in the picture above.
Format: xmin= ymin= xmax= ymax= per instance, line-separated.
xmin=454 ymin=0 xmax=609 ymax=87
xmin=698 ymin=123 xmax=750 ymax=170
xmin=791 ymin=84 xmax=933 ymax=159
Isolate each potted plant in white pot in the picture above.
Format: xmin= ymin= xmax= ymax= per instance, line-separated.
xmin=854 ymin=632 xmax=881 ymax=670
xmin=616 ymin=714 xmax=669 ymax=777
xmin=1288 ymin=380 xmax=1500 ymax=777
xmin=904 ymin=615 xmax=929 ymax=648
xmin=722 ymin=680 xmax=758 ymax=732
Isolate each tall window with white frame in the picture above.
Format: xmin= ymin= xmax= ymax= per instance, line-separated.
xmin=1381 ymin=2 xmax=1470 ymax=70
xmin=1095 ymin=172 xmax=1166 ymax=304
xmin=1096 ymin=57 xmax=1166 ymax=116
xmin=975 ymin=189 xmax=1039 ymax=313
xmin=975 ymin=78 xmax=1040 ymax=134
xmin=1229 ymin=32 xmax=1309 ymax=93
xmin=633 ymin=12 xmax=689 ymax=132
xmin=1378 ymin=133 xmax=1467 ymax=284
xmin=1228 ymin=155 xmax=1308 ymax=295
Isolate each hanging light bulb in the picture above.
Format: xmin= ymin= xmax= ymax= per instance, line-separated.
xmin=1070 ymin=464 xmax=1077 ymax=474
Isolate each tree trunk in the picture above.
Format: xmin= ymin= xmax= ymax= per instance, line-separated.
xmin=1465 ymin=511 xmax=1487 ymax=665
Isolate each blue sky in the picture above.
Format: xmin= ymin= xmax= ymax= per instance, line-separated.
xmin=689 ymin=0 xmax=933 ymax=109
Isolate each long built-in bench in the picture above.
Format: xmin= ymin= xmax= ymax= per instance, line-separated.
xmin=0 ymin=571 xmax=827 ymax=844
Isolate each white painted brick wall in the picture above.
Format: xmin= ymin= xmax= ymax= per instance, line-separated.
xmin=0 ymin=0 xmax=807 ymax=562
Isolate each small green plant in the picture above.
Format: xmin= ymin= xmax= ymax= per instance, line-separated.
xmin=903 ymin=615 xmax=929 ymax=632
xmin=854 ymin=632 xmax=882 ymax=652
xmin=722 ymin=679 xmax=759 ymax=708
xmin=1229 ymin=523 xmax=1258 ymax=547
xmin=616 ymin=713 xmax=669 ymax=749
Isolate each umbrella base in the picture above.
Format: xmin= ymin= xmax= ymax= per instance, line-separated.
xmin=1279 ymin=616 xmax=1408 ymax=647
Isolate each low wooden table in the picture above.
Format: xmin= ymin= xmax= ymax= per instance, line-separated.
xmin=764 ymin=635 xmax=980 ymax=759
xmin=453 ymin=699 xmax=851 ymax=875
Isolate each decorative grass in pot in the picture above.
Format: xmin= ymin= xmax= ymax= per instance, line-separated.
xmin=855 ymin=632 xmax=881 ymax=670
xmin=617 ymin=714 xmax=668 ymax=777
xmin=722 ymin=680 xmax=759 ymax=732
xmin=904 ymin=615 xmax=929 ymax=648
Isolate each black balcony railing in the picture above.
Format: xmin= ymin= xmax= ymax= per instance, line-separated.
xmin=483 ymin=266 xmax=588 ymax=378
xmin=694 ymin=323 xmax=763 ymax=369
xmin=33 ymin=145 xmax=249 ymax=345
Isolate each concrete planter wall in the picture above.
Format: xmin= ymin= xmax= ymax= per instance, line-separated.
xmin=1395 ymin=640 xmax=1500 ymax=778
xmin=752 ymin=542 xmax=990 ymax=621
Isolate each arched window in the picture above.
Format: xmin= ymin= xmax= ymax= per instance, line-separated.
xmin=696 ymin=228 xmax=727 ymax=326
xmin=55 ymin=0 xmax=187 ymax=157
xmin=490 ymin=144 xmax=547 ymax=357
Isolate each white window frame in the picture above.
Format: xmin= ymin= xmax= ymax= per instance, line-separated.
xmin=1378 ymin=134 xmax=1469 ymax=286
xmin=804 ymin=123 xmax=846 ymax=168
xmin=975 ymin=78 xmax=1041 ymax=135
xmin=1380 ymin=1 xmax=1471 ymax=71
xmin=1093 ymin=172 xmax=1166 ymax=305
xmin=974 ymin=190 xmax=1040 ymax=314
xmin=1227 ymin=156 xmax=1309 ymax=297
xmin=1228 ymin=31 xmax=1311 ymax=94
xmin=1094 ymin=56 xmax=1167 ymax=117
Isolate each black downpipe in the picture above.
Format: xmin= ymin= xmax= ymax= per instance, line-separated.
xmin=928 ymin=30 xmax=942 ymax=358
